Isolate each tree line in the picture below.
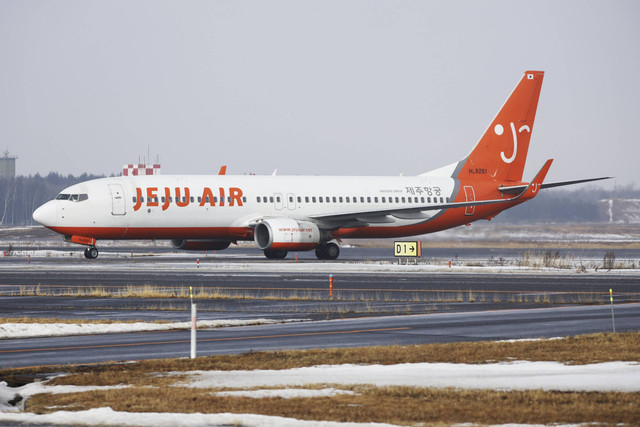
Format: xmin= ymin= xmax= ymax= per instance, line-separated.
xmin=0 ymin=174 xmax=637 ymax=225
xmin=0 ymin=173 xmax=104 ymax=225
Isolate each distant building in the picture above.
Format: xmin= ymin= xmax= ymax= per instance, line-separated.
xmin=0 ymin=150 xmax=16 ymax=178
xmin=123 ymin=163 xmax=161 ymax=176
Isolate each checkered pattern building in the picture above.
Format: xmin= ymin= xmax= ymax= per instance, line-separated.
xmin=122 ymin=164 xmax=161 ymax=176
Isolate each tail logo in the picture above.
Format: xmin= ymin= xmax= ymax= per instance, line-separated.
xmin=495 ymin=122 xmax=531 ymax=164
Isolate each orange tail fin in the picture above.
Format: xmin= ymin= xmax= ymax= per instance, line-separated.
xmin=457 ymin=71 xmax=544 ymax=182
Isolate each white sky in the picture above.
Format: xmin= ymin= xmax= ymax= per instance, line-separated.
xmin=1 ymin=1 xmax=639 ymax=186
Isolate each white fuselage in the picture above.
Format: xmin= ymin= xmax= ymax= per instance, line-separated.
xmin=33 ymin=174 xmax=458 ymax=241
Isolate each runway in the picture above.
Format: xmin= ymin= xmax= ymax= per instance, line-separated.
xmin=2 ymin=304 xmax=638 ymax=369
xmin=1 ymin=248 xmax=639 ymax=369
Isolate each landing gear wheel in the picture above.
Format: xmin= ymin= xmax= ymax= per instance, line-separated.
xmin=263 ymin=248 xmax=288 ymax=259
xmin=315 ymin=242 xmax=340 ymax=260
xmin=84 ymin=246 xmax=99 ymax=259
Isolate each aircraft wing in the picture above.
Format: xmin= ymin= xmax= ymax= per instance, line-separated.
xmin=309 ymin=160 xmax=554 ymax=226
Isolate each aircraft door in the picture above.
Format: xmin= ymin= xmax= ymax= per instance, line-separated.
xmin=286 ymin=193 xmax=296 ymax=210
xmin=109 ymin=184 xmax=126 ymax=216
xmin=274 ymin=193 xmax=283 ymax=210
xmin=463 ymin=186 xmax=475 ymax=216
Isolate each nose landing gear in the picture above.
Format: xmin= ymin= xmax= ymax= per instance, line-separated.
xmin=84 ymin=246 xmax=99 ymax=259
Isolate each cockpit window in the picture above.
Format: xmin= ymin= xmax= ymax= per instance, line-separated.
xmin=56 ymin=193 xmax=88 ymax=202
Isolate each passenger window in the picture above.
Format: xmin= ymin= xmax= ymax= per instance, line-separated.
xmin=190 ymin=197 xmax=194 ymax=203
xmin=401 ymin=197 xmax=405 ymax=203
xmin=367 ymin=197 xmax=371 ymax=203
xmin=428 ymin=197 xmax=431 ymax=203
xmin=319 ymin=197 xmax=323 ymax=203
xmin=395 ymin=197 xmax=399 ymax=203
xmin=297 ymin=196 xmax=301 ymax=203
xmin=270 ymin=196 xmax=274 ymax=203
xmin=242 ymin=196 xmax=246 ymax=203
xmin=162 ymin=197 xmax=166 ymax=203
xmin=312 ymin=196 xmax=316 ymax=203
xmin=276 ymin=196 xmax=281 ymax=202
xmin=305 ymin=196 xmax=309 ymax=203
xmin=421 ymin=197 xmax=425 ymax=203
xmin=289 ymin=196 xmax=294 ymax=202
xmin=339 ymin=197 xmax=343 ymax=203
xmin=374 ymin=197 xmax=378 ymax=203
xmin=381 ymin=197 xmax=385 ymax=203
xmin=132 ymin=197 xmax=137 ymax=203
xmin=345 ymin=197 xmax=350 ymax=203
xmin=332 ymin=197 xmax=337 ymax=203
xmin=257 ymin=196 xmax=261 ymax=203
xmin=360 ymin=197 xmax=365 ymax=203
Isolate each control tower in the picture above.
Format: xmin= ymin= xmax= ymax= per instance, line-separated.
xmin=0 ymin=150 xmax=16 ymax=178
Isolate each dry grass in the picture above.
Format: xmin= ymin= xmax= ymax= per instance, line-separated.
xmin=25 ymin=386 xmax=640 ymax=425
xmin=0 ymin=317 xmax=169 ymax=325
xmin=5 ymin=332 xmax=640 ymax=425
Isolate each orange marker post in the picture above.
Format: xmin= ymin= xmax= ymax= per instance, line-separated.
xmin=329 ymin=274 xmax=334 ymax=299
xmin=196 ymin=258 xmax=200 ymax=268
xmin=448 ymin=259 xmax=452 ymax=268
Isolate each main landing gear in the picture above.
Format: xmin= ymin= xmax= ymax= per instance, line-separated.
xmin=263 ymin=248 xmax=288 ymax=259
xmin=84 ymin=246 xmax=99 ymax=259
xmin=315 ymin=242 xmax=340 ymax=260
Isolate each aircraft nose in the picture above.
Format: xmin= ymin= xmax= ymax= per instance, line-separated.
xmin=32 ymin=202 xmax=57 ymax=227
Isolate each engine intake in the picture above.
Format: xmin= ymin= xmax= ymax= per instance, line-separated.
xmin=254 ymin=218 xmax=320 ymax=251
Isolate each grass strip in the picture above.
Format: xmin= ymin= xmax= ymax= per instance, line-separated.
xmin=25 ymin=385 xmax=640 ymax=425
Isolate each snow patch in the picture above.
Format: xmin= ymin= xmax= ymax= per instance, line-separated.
xmin=179 ymin=361 xmax=640 ymax=392
xmin=0 ymin=318 xmax=305 ymax=339
xmin=0 ymin=407 xmax=395 ymax=426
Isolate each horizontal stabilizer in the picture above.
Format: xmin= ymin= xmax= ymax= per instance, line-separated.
xmin=499 ymin=176 xmax=612 ymax=195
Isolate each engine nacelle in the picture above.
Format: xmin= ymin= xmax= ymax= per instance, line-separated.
xmin=171 ymin=239 xmax=231 ymax=251
xmin=254 ymin=218 xmax=321 ymax=251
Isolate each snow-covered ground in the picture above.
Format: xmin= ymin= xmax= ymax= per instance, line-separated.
xmin=1 ymin=361 xmax=639 ymax=426
xmin=0 ymin=318 xmax=305 ymax=339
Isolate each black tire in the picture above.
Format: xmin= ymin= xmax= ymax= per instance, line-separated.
xmin=263 ymin=249 xmax=287 ymax=259
xmin=85 ymin=246 xmax=99 ymax=259
xmin=315 ymin=245 xmax=327 ymax=259
xmin=315 ymin=242 xmax=340 ymax=260
xmin=324 ymin=242 xmax=340 ymax=260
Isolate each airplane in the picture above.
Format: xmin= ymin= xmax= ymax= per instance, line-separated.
xmin=32 ymin=71 xmax=609 ymax=260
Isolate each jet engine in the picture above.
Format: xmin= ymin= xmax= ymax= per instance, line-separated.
xmin=254 ymin=218 xmax=321 ymax=251
xmin=170 ymin=239 xmax=231 ymax=251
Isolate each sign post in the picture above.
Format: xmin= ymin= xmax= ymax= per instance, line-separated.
xmin=190 ymin=286 xmax=197 ymax=359
xmin=394 ymin=241 xmax=422 ymax=264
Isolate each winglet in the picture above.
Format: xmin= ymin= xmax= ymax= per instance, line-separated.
xmin=218 ymin=165 xmax=227 ymax=175
xmin=520 ymin=159 xmax=553 ymax=199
